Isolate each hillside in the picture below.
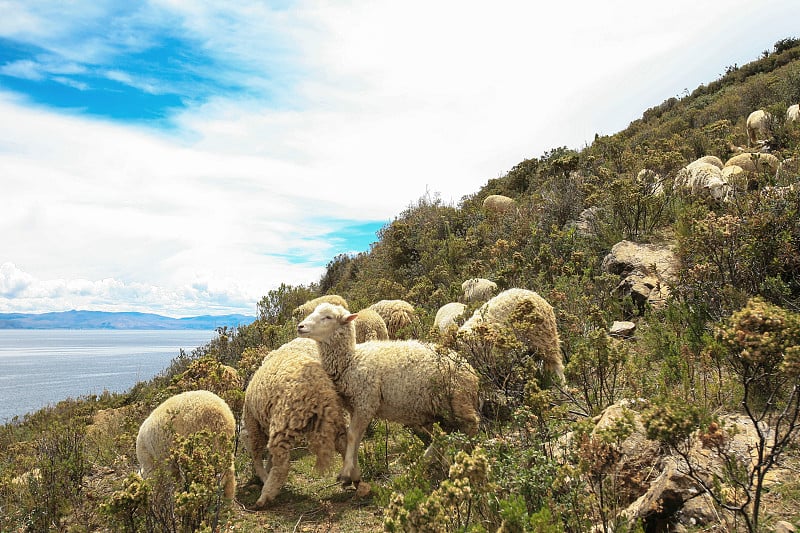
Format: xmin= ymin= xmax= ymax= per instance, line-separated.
xmin=0 ymin=310 xmax=255 ymax=330
xmin=2 ymin=38 xmax=800 ymax=533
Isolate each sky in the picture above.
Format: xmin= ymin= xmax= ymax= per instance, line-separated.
xmin=1 ymin=1 xmax=798 ymax=318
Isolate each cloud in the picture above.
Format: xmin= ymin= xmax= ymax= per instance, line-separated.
xmin=1 ymin=0 xmax=799 ymax=316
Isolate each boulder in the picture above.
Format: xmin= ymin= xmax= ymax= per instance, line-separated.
xmin=603 ymin=241 xmax=677 ymax=314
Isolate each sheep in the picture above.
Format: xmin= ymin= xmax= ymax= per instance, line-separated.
xmin=482 ymin=194 xmax=516 ymax=214
xmin=457 ymin=288 xmax=565 ymax=383
xmin=297 ymin=303 xmax=480 ymax=486
xmin=242 ymin=337 xmax=348 ymax=507
xmin=368 ymin=299 xmax=418 ymax=339
xmin=693 ymin=155 xmax=724 ymax=169
xmin=787 ymin=104 xmax=799 ymax=122
xmin=746 ymin=109 xmax=773 ymax=147
xmin=292 ymin=295 xmax=349 ymax=321
xmin=433 ymin=302 xmax=467 ymax=334
xmin=675 ymin=161 xmax=731 ymax=203
xmin=353 ymin=307 xmax=390 ymax=342
xmin=724 ymin=152 xmax=780 ymax=174
xmin=461 ymin=278 xmax=498 ymax=303
xmin=635 ymin=169 xmax=665 ymax=196
xmin=136 ymin=390 xmax=237 ymax=499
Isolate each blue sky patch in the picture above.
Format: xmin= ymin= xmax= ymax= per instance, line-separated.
xmin=0 ymin=34 xmax=244 ymax=123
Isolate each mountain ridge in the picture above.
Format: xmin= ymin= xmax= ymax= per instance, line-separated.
xmin=0 ymin=310 xmax=255 ymax=330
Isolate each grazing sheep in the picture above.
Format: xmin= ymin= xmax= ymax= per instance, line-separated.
xmin=297 ymin=303 xmax=480 ymax=485
xmin=458 ymin=288 xmax=564 ymax=383
xmin=746 ymin=109 xmax=773 ymax=147
xmin=693 ymin=155 xmax=724 ymax=169
xmin=368 ymin=299 xmax=417 ymax=339
xmin=461 ymin=278 xmax=498 ymax=303
xmin=353 ymin=307 xmax=390 ymax=342
xmin=675 ymin=161 xmax=731 ymax=203
xmin=136 ymin=390 xmax=236 ymax=499
xmin=242 ymin=338 xmax=348 ymax=507
xmin=724 ymin=152 xmax=780 ymax=175
xmin=292 ymin=295 xmax=349 ymax=321
xmin=433 ymin=302 xmax=467 ymax=334
xmin=721 ymin=164 xmax=744 ymax=180
xmin=787 ymin=104 xmax=799 ymax=122
xmin=482 ymin=194 xmax=516 ymax=214
xmin=635 ymin=169 xmax=665 ymax=196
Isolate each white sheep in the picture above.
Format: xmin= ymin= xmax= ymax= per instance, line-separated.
xmin=242 ymin=337 xmax=348 ymax=507
xmin=353 ymin=307 xmax=390 ymax=342
xmin=675 ymin=161 xmax=731 ymax=203
xmin=461 ymin=278 xmax=498 ymax=303
xmin=292 ymin=295 xmax=349 ymax=321
xmin=635 ymin=169 xmax=665 ymax=196
xmin=433 ymin=302 xmax=467 ymax=334
xmin=693 ymin=155 xmax=724 ymax=169
xmin=136 ymin=390 xmax=237 ymax=499
xmin=297 ymin=303 xmax=481 ymax=486
xmin=786 ymin=104 xmax=799 ymax=122
xmin=457 ymin=288 xmax=565 ymax=383
xmin=482 ymin=194 xmax=516 ymax=214
xmin=746 ymin=109 xmax=773 ymax=147
xmin=368 ymin=299 xmax=417 ymax=339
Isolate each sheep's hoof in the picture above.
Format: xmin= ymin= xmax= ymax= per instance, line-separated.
xmin=337 ymin=474 xmax=362 ymax=490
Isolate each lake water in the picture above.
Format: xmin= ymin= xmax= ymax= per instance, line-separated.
xmin=0 ymin=329 xmax=217 ymax=422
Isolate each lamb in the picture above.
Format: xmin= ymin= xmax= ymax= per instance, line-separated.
xmin=787 ymin=104 xmax=799 ymax=122
xmin=352 ymin=307 xmax=390 ymax=342
xmin=461 ymin=278 xmax=498 ymax=303
xmin=292 ymin=295 xmax=349 ymax=321
xmin=297 ymin=303 xmax=480 ymax=486
xmin=242 ymin=337 xmax=348 ymax=507
xmin=457 ymin=288 xmax=565 ymax=383
xmin=136 ymin=390 xmax=237 ymax=499
xmin=368 ymin=299 xmax=418 ymax=339
xmin=482 ymin=194 xmax=516 ymax=214
xmin=433 ymin=302 xmax=467 ymax=334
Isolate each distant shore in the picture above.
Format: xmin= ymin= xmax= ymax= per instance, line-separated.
xmin=0 ymin=310 xmax=254 ymax=330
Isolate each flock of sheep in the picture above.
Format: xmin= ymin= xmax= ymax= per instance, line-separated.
xmin=134 ymin=104 xmax=800 ymax=510
xmin=134 ymin=282 xmax=564 ymax=508
xmin=670 ymin=103 xmax=799 ymax=203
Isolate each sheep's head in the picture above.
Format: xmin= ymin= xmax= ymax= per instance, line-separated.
xmin=297 ymin=303 xmax=357 ymax=341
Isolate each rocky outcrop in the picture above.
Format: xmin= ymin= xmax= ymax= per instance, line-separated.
xmin=581 ymin=403 xmax=796 ymax=532
xmin=603 ymin=240 xmax=677 ymax=315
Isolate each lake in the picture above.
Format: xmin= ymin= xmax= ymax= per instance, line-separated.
xmin=0 ymin=329 xmax=217 ymax=422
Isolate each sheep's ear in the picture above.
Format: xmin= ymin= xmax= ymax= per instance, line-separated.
xmin=344 ymin=313 xmax=358 ymax=323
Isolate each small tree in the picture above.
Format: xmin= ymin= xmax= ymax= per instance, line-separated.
xmin=645 ymin=297 xmax=800 ymax=532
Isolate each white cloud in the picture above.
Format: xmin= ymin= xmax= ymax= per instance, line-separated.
xmin=1 ymin=0 xmax=799 ymax=316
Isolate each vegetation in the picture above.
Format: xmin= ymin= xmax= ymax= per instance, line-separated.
xmin=3 ymin=38 xmax=800 ymax=532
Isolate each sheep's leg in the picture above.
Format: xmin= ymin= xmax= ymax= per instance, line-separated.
xmin=255 ymin=443 xmax=290 ymax=508
xmin=222 ymin=462 xmax=236 ymax=500
xmin=242 ymin=411 xmax=270 ymax=484
xmin=339 ymin=414 xmax=369 ymax=485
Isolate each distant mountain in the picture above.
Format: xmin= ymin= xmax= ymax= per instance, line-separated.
xmin=0 ymin=310 xmax=255 ymax=330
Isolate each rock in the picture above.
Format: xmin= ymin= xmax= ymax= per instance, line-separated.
xmin=602 ymin=240 xmax=678 ymax=282
xmin=610 ymin=321 xmax=636 ymax=337
xmin=603 ymin=241 xmax=677 ymax=314
xmin=775 ymin=521 xmax=797 ymax=533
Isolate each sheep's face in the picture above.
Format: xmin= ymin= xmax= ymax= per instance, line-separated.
xmin=297 ymin=303 xmax=357 ymax=341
